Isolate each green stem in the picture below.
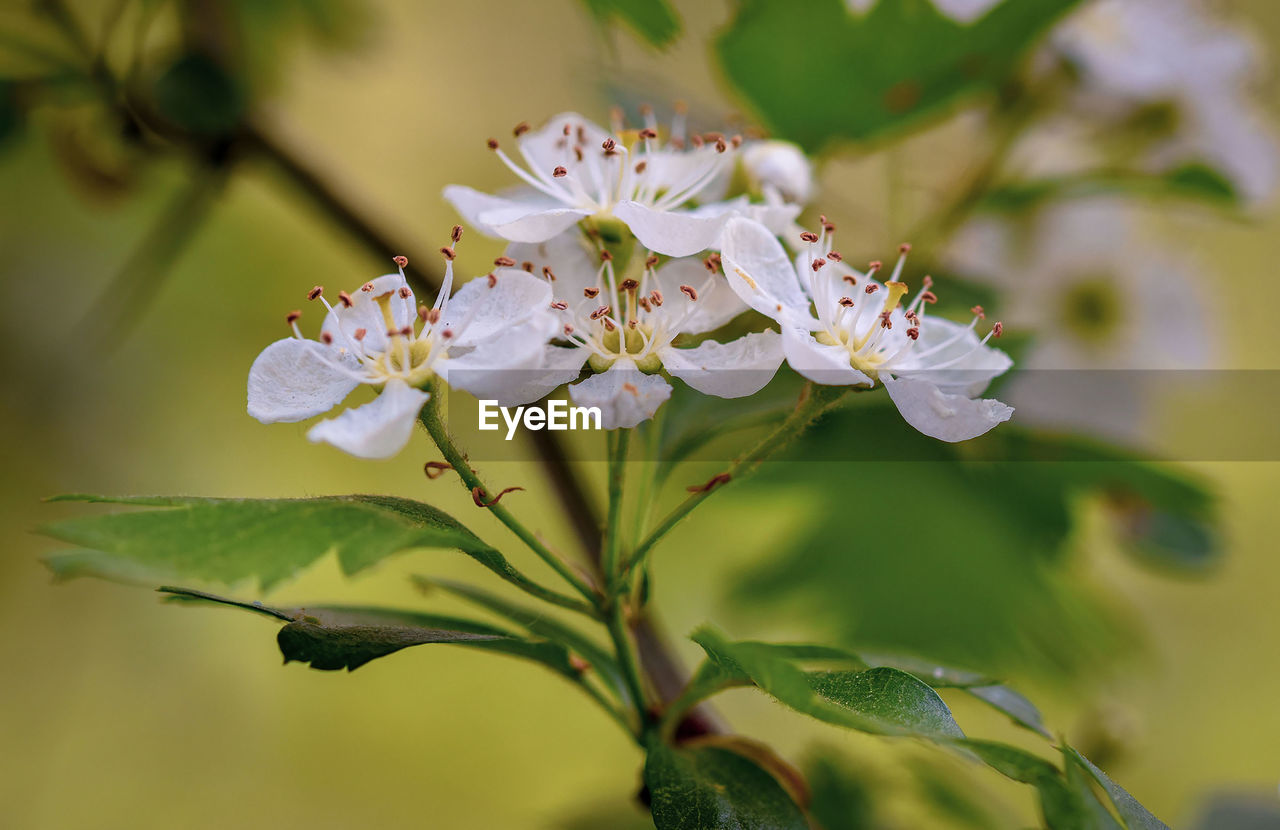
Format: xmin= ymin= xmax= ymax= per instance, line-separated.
xmin=606 ymin=605 xmax=649 ymax=727
xmin=418 ymin=388 xmax=599 ymax=607
xmin=602 ymin=428 xmax=631 ymax=582
xmin=621 ymin=383 xmax=848 ymax=581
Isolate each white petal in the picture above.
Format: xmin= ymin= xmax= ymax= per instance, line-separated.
xmin=321 ymin=273 xmax=414 ymax=354
xmin=661 ymin=330 xmax=783 ymax=398
xmin=443 ymin=185 xmax=532 ymax=237
xmin=719 ymin=216 xmax=813 ymax=325
xmin=307 ymin=379 xmax=430 ymax=459
xmin=612 ymin=201 xmax=730 ymax=258
xmin=518 ymin=113 xmax=614 ymax=175
xmin=504 ymin=232 xmax=599 ymax=300
xmin=568 ymin=360 xmax=672 ymax=429
xmin=897 ymin=317 xmax=1013 ymax=395
xmin=440 ymin=327 xmax=581 ymax=407
xmin=741 ymin=140 xmax=814 ymax=203
xmin=247 ymin=338 xmax=360 ymax=424
xmin=440 ymin=268 xmax=555 ymax=347
xmin=932 ymin=0 xmax=1001 ymax=23
xmin=781 ymin=327 xmax=873 ymax=387
xmin=650 ymin=257 xmax=748 ymax=334
xmin=484 ymin=205 xmax=592 ymax=244
xmin=884 ymin=376 xmax=1013 ymax=442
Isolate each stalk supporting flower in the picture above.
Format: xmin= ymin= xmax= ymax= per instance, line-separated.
xmin=416 ymin=384 xmax=601 ymax=609
xmin=720 ymin=216 xmax=1014 ymax=442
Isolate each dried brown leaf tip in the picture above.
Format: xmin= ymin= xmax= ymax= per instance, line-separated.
xmin=687 ymin=472 xmax=731 ymax=494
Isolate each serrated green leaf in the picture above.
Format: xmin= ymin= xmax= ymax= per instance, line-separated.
xmin=692 ymin=626 xmax=963 ymax=740
xmin=160 ymin=587 xmax=579 ymax=675
xmin=41 ymin=494 xmax=587 ymax=610
xmin=715 ymin=0 xmax=1082 ymax=150
xmin=580 ymin=0 xmax=682 ymax=49
xmin=644 ymin=736 xmax=809 ymax=830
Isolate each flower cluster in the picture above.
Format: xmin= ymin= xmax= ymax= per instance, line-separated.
xmin=248 ymin=111 xmax=1013 ymax=456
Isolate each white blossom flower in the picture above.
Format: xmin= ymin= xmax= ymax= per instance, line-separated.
xmin=444 ymin=111 xmax=800 ymax=258
xmin=740 ymin=139 xmax=815 ymax=205
xmin=1051 ymin=0 xmax=1277 ymax=205
xmin=247 ymin=241 xmax=557 ymax=458
xmin=497 ymin=231 xmax=784 ymax=429
xmin=845 ymin=0 xmax=1001 ymax=24
xmin=945 ymin=198 xmax=1216 ymax=442
xmin=720 ymin=216 xmax=1013 ymax=442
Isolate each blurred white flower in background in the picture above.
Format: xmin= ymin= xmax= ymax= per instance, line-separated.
xmin=1051 ymin=0 xmax=1278 ymax=205
xmin=946 ymin=199 xmax=1217 ymax=442
xmin=844 ymin=0 xmax=1001 ymax=24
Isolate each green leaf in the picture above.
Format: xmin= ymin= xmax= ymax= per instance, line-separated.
xmin=715 ymin=0 xmax=1081 ymax=150
xmin=42 ymin=494 xmax=588 ymax=610
xmin=153 ymin=52 xmax=246 ymax=136
xmin=864 ymin=653 xmax=1050 ymax=737
xmin=580 ymin=0 xmax=682 ymax=49
xmin=960 ymin=741 xmax=1095 ymax=830
xmin=979 ymin=165 xmax=1241 ymax=213
xmin=160 ymin=587 xmax=579 ymax=675
xmin=692 ymin=626 xmax=964 ymax=740
xmin=1063 ymin=747 xmax=1170 ymax=830
xmin=644 ymin=736 xmax=809 ymax=830
xmin=412 ymin=576 xmax=626 ymax=698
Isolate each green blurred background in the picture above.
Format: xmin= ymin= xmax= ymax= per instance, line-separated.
xmin=3 ymin=1 xmax=1279 ymax=827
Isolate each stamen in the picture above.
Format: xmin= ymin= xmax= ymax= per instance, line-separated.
xmin=307 ymin=286 xmax=323 ymax=300
xmin=522 ymin=261 xmax=533 ymax=273
xmin=590 ymin=305 xmax=612 ymax=320
xmin=320 ymin=332 xmax=333 ymax=344
xmin=679 ymin=285 xmax=698 ymax=301
xmin=451 ymin=225 xmax=463 ymax=243
xmin=393 ymin=255 xmax=409 ymax=268
xmin=584 ymin=287 xmax=600 ymax=298
xmin=970 ymin=305 xmax=985 ymax=319
xmin=487 ymin=273 xmax=498 ymax=287
xmin=906 ymin=327 xmax=919 ymax=340
xmin=992 ymin=321 xmax=1003 ymax=338
xmin=839 ymin=297 xmax=854 ymax=307
xmin=704 ymin=253 xmax=721 ymax=273
xmin=486 ymin=138 xmax=499 ymax=150
xmin=542 ymin=266 xmax=556 ymax=281
xmin=338 ymin=290 xmax=354 ymax=308
xmin=513 ymin=121 xmax=530 ymax=137
xmin=494 ymin=256 xmax=516 ymax=267
xmin=553 ymin=166 xmax=567 ymax=178
xmin=827 ymin=251 xmax=843 ymax=262
xmin=550 ymin=300 xmax=568 ymax=310
xmin=650 ymin=290 xmax=664 ymax=307
xmin=361 ymin=282 xmax=375 ymax=292
xmin=398 ymin=286 xmax=412 ymax=299
xmin=353 ymin=328 xmax=367 ymax=341
xmin=811 ymin=258 xmax=827 ymax=272
xmin=286 ymin=310 xmax=302 ymax=324
xmin=800 ymin=231 xmax=819 ymax=243
xmin=440 ymin=246 xmax=456 ymax=261
xmin=645 ymin=254 xmax=660 ymax=268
